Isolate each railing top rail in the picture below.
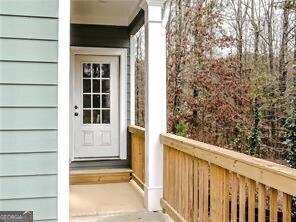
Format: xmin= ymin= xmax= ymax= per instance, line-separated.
xmin=128 ymin=125 xmax=145 ymax=137
xmin=160 ymin=133 xmax=296 ymax=196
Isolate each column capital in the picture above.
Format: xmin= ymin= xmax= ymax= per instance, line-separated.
xmin=142 ymin=0 xmax=164 ymax=22
xmin=141 ymin=0 xmax=165 ymax=7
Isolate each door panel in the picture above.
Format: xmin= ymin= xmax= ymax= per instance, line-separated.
xmin=73 ymin=55 xmax=119 ymax=159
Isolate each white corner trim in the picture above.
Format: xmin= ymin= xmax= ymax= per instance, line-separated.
xmin=70 ymin=47 xmax=128 ymax=160
xmin=130 ymin=37 xmax=136 ymax=125
xmin=57 ymin=0 xmax=70 ymax=221
xmin=119 ymin=49 xmax=128 ymax=160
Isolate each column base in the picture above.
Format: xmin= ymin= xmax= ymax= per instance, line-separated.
xmin=144 ymin=185 xmax=163 ymax=211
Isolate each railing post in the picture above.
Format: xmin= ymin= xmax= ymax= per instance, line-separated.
xmin=143 ymin=0 xmax=167 ymax=211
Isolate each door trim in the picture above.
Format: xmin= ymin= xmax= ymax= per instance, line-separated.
xmin=70 ymin=47 xmax=127 ymax=161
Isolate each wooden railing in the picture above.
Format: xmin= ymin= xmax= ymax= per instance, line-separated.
xmin=129 ymin=125 xmax=145 ymax=189
xmin=160 ymin=133 xmax=296 ymax=222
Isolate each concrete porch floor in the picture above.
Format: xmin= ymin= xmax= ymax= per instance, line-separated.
xmin=70 ymin=181 xmax=170 ymax=222
xmin=70 ymin=211 xmax=169 ymax=222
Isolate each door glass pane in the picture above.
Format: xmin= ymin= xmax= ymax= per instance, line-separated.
xmin=93 ymin=80 xmax=100 ymax=93
xmin=93 ymin=95 xmax=101 ymax=108
xmin=101 ymin=64 xmax=110 ymax=78
xmin=102 ymin=110 xmax=110 ymax=124
xmin=102 ymin=95 xmax=110 ymax=108
xmin=83 ymin=110 xmax=91 ymax=124
xmin=83 ymin=95 xmax=91 ymax=108
xmin=92 ymin=64 xmax=100 ymax=78
xmin=102 ymin=80 xmax=110 ymax=93
xmin=93 ymin=110 xmax=101 ymax=124
xmin=83 ymin=63 xmax=91 ymax=78
xmin=82 ymin=62 xmax=112 ymax=125
xmin=83 ymin=79 xmax=91 ymax=93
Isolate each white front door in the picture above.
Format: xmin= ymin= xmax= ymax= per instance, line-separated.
xmin=73 ymin=55 xmax=119 ymax=159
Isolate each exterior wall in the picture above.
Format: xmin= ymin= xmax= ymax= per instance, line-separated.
xmin=0 ymin=0 xmax=58 ymax=221
xmin=70 ymin=10 xmax=144 ymax=170
xmin=70 ymin=24 xmax=131 ymax=169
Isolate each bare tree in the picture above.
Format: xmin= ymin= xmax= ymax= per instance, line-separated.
xmin=135 ymin=28 xmax=145 ymax=127
xmin=279 ymin=0 xmax=291 ymax=94
xmin=165 ymin=0 xmax=296 ymax=165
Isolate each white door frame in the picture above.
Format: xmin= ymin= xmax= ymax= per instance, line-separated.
xmin=70 ymin=47 xmax=128 ymax=161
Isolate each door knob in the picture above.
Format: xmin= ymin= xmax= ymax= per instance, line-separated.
xmin=74 ymin=105 xmax=78 ymax=109
xmin=74 ymin=112 xmax=79 ymax=116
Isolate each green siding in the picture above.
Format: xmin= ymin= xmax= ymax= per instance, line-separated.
xmin=0 ymin=0 xmax=58 ymax=17
xmin=0 ymin=153 xmax=57 ymax=176
xmin=71 ymin=24 xmax=130 ymax=48
xmin=0 ymin=16 xmax=58 ymax=40
xmin=0 ymin=175 xmax=57 ymax=199
xmin=0 ymin=62 xmax=57 ymax=84
xmin=0 ymin=39 xmax=57 ymax=62
xmin=0 ymin=131 xmax=57 ymax=153
xmin=0 ymin=198 xmax=57 ymax=221
xmin=0 ymin=85 xmax=57 ymax=107
xmin=0 ymin=108 xmax=57 ymax=130
xmin=0 ymin=0 xmax=58 ymax=220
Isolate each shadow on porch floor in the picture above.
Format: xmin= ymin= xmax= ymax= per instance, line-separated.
xmin=70 ymin=181 xmax=170 ymax=221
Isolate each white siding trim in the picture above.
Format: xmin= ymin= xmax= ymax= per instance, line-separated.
xmin=57 ymin=0 xmax=70 ymax=221
xmin=130 ymin=36 xmax=136 ymax=125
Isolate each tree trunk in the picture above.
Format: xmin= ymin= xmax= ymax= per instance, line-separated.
xmin=237 ymin=0 xmax=243 ymax=76
xmin=278 ymin=1 xmax=290 ymax=95
xmin=267 ymin=12 xmax=274 ymax=75
xmin=266 ymin=1 xmax=276 ymax=145
xmin=173 ymin=0 xmax=183 ymax=117
xmin=251 ymin=0 xmax=259 ymax=62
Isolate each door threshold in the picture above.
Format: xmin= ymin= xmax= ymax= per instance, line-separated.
xmin=72 ymin=156 xmax=121 ymax=162
xmin=70 ymin=168 xmax=132 ymax=185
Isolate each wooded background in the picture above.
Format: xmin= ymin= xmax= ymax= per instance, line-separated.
xmin=135 ymin=0 xmax=296 ymax=168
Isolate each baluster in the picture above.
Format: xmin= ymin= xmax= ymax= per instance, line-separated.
xmin=258 ymin=183 xmax=266 ymax=222
xmin=222 ymin=170 xmax=229 ymax=222
xmin=247 ymin=179 xmax=256 ymax=222
xmin=239 ymin=175 xmax=246 ymax=222
xmin=282 ymin=193 xmax=291 ymax=222
xmin=269 ymin=188 xmax=278 ymax=222
xmin=231 ymin=173 xmax=238 ymax=222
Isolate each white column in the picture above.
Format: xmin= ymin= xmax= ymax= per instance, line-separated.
xmin=144 ymin=0 xmax=167 ymax=211
xmin=58 ymin=0 xmax=70 ymax=221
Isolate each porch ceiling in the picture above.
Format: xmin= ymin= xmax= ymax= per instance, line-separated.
xmin=71 ymin=0 xmax=142 ymax=26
